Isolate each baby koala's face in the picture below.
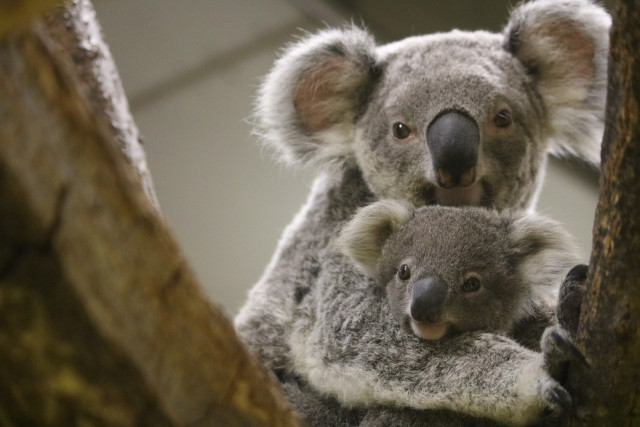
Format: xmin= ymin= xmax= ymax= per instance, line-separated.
xmin=376 ymin=207 xmax=526 ymax=340
xmin=338 ymin=201 xmax=579 ymax=342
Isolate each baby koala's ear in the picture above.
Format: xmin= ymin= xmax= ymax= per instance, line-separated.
xmin=256 ymin=25 xmax=380 ymax=167
xmin=337 ymin=200 xmax=415 ymax=277
xmin=508 ymin=212 xmax=583 ymax=306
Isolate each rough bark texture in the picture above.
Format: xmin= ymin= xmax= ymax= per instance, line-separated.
xmin=0 ymin=1 xmax=298 ymax=426
xmin=0 ymin=0 xmax=61 ymax=36
xmin=566 ymin=0 xmax=640 ymax=425
xmin=42 ymin=0 xmax=159 ymax=209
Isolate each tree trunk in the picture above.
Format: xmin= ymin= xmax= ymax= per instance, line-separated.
xmin=0 ymin=1 xmax=298 ymax=425
xmin=566 ymin=0 xmax=640 ymax=425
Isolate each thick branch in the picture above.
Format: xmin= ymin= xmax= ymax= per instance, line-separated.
xmin=0 ymin=1 xmax=298 ymax=425
xmin=0 ymin=0 xmax=61 ymax=36
xmin=567 ymin=0 xmax=640 ymax=425
xmin=41 ymin=0 xmax=159 ymax=208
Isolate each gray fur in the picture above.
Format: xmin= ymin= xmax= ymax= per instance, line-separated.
xmin=255 ymin=0 xmax=609 ymax=209
xmin=236 ymin=0 xmax=609 ymax=425
xmin=338 ymin=201 xmax=580 ymax=340
xmin=336 ymin=199 xmax=416 ymax=277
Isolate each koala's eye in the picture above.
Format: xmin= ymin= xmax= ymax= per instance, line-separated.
xmin=398 ymin=265 xmax=411 ymax=281
xmin=493 ymin=109 xmax=512 ymax=128
xmin=392 ymin=122 xmax=412 ymax=140
xmin=461 ymin=277 xmax=481 ymax=292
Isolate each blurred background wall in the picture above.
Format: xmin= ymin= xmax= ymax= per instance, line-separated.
xmin=94 ymin=0 xmax=607 ymax=317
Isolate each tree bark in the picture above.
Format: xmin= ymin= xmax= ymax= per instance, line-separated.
xmin=0 ymin=1 xmax=298 ymax=426
xmin=0 ymin=0 xmax=61 ymax=36
xmin=566 ymin=0 xmax=640 ymax=425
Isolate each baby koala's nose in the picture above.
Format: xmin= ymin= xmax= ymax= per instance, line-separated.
xmin=410 ymin=277 xmax=447 ymax=324
xmin=427 ymin=110 xmax=479 ymax=189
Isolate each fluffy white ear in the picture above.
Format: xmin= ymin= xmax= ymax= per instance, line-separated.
xmin=504 ymin=0 xmax=611 ymax=165
xmin=255 ymin=25 xmax=380 ymax=167
xmin=509 ymin=212 xmax=583 ymax=312
xmin=337 ymin=200 xmax=415 ymax=277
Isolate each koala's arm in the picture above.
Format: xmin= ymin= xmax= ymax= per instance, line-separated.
xmin=291 ymin=283 xmax=571 ymax=427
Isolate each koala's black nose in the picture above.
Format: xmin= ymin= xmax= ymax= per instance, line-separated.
xmin=427 ymin=110 xmax=479 ymax=188
xmin=410 ymin=277 xmax=448 ymax=323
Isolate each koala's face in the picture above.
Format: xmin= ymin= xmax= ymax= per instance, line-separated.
xmin=377 ymin=208 xmax=524 ymax=340
xmin=337 ymin=200 xmax=581 ymax=341
xmin=257 ymin=1 xmax=608 ymax=211
xmin=355 ymin=32 xmax=545 ymax=210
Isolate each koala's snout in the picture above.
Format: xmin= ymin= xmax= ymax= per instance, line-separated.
xmin=410 ymin=277 xmax=448 ymax=323
xmin=427 ymin=111 xmax=479 ymax=189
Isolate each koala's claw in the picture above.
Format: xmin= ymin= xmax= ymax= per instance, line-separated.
xmin=547 ymin=385 xmax=572 ymax=413
xmin=557 ymin=264 xmax=589 ymax=336
xmin=565 ymin=264 xmax=588 ymax=282
xmin=548 ymin=329 xmax=589 ymax=368
xmin=541 ymin=326 xmax=588 ymax=386
xmin=542 ymin=327 xmax=588 ymax=366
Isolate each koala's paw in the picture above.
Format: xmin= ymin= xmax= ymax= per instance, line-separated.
xmin=518 ymin=355 xmax=571 ymax=424
xmin=541 ymin=325 xmax=589 ymax=386
xmin=537 ymin=375 xmax=572 ymax=418
xmin=518 ymin=326 xmax=587 ymax=424
xmin=557 ymin=264 xmax=588 ymax=337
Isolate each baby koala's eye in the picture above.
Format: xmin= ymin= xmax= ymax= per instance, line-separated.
xmin=392 ymin=122 xmax=412 ymax=140
xmin=493 ymin=109 xmax=512 ymax=128
xmin=397 ymin=264 xmax=411 ymax=281
xmin=461 ymin=277 xmax=481 ymax=292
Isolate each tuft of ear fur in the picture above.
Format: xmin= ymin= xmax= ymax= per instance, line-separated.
xmin=337 ymin=200 xmax=415 ymax=277
xmin=504 ymin=0 xmax=610 ymax=165
xmin=255 ymin=25 xmax=380 ymax=167
xmin=508 ymin=212 xmax=583 ymax=317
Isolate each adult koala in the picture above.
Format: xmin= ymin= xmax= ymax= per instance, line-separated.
xmin=235 ymin=0 xmax=609 ymax=425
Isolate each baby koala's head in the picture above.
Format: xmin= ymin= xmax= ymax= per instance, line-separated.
xmin=337 ymin=200 xmax=580 ymax=340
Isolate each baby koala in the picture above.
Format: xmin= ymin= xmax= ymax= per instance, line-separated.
xmin=337 ymin=200 xmax=581 ymax=341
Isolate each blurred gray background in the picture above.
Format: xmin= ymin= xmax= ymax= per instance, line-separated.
xmin=94 ymin=0 xmax=605 ymax=317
